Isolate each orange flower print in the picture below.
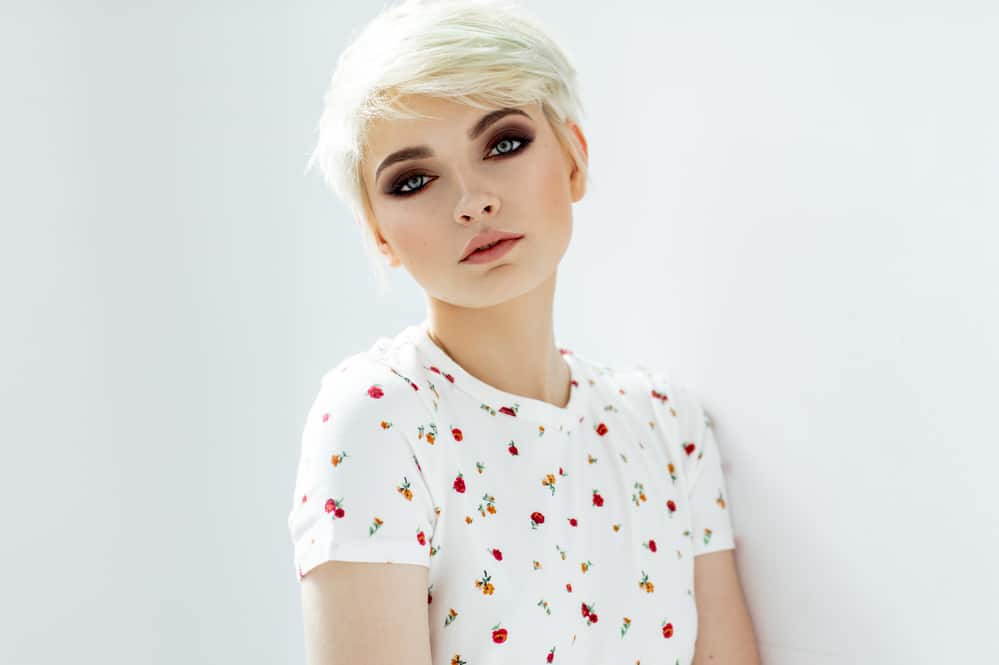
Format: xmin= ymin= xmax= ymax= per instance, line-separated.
xmin=417 ymin=423 xmax=439 ymax=444
xmin=449 ymin=654 xmax=467 ymax=665
xmin=368 ymin=516 xmax=383 ymax=536
xmin=556 ymin=545 xmax=567 ymax=561
xmin=703 ymin=527 xmax=713 ymax=546
xmin=475 ymin=570 xmax=495 ymax=595
xmin=538 ymin=425 xmax=545 ymax=437
xmin=620 ymin=616 xmax=631 ymax=638
xmin=477 ymin=493 xmax=497 ymax=516
xmin=537 ymin=599 xmax=551 ymax=615
xmin=667 ymin=462 xmax=677 ymax=483
xmin=444 ymin=607 xmax=458 ymax=627
xmin=542 ymin=473 xmax=557 ymax=495
xmin=475 ymin=461 xmax=486 ymax=474
xmin=580 ymin=560 xmax=593 ymax=573
xmin=379 ymin=420 xmax=392 ymax=429
xmin=397 ymin=476 xmax=414 ymax=501
xmin=638 ymin=570 xmax=654 ymax=593
xmin=716 ymin=490 xmax=727 ymax=509
xmin=632 ymin=481 xmax=647 ymax=506
xmin=329 ymin=451 xmax=349 ymax=467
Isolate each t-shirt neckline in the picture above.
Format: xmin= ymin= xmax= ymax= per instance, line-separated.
xmin=403 ymin=318 xmax=583 ymax=432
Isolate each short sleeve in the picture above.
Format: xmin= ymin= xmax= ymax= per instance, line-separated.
xmin=686 ymin=404 xmax=737 ymax=556
xmin=287 ymin=355 xmax=438 ymax=582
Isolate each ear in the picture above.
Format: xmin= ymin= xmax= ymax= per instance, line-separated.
xmin=566 ymin=121 xmax=589 ymax=202
xmin=372 ymin=225 xmax=402 ymax=268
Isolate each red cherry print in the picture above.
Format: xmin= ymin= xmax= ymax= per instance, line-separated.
xmin=547 ymin=650 xmax=554 ymax=663
xmin=684 ymin=443 xmax=696 ymax=455
xmin=648 ymin=539 xmax=657 ymax=552
xmin=322 ymin=413 xmax=330 ymax=422
xmin=571 ymin=379 xmax=578 ymax=388
xmin=410 ymin=383 xmax=419 ymax=391
xmin=367 ymin=385 xmax=384 ymax=399
xmin=301 ymin=494 xmax=307 ymax=503
xmin=429 ymin=365 xmax=441 ymax=374
xmin=508 ymin=443 xmax=519 ymax=455
xmin=452 ymin=427 xmax=463 ymax=442
xmin=589 ymin=613 xmax=598 ymax=623
xmin=592 ymin=491 xmax=604 ymax=507
xmin=417 ymin=531 xmax=426 ymax=546
xmin=453 ymin=473 xmax=466 ymax=493
xmin=662 ymin=622 xmax=674 ymax=638
xmin=334 ymin=508 xmax=344 ymax=518
xmin=595 ymin=422 xmax=608 ymax=436
xmin=581 ymin=602 xmax=590 ymax=617
xmin=491 ymin=548 xmax=503 ymax=561
xmin=444 ymin=373 xmax=454 ymax=383
xmin=492 ymin=627 xmax=508 ymax=643
xmin=530 ymin=511 xmax=545 ymax=526
xmin=666 ymin=499 xmax=677 ymax=513
xmin=499 ymin=406 xmax=516 ymax=417
xmin=566 ymin=583 xmax=572 ymax=592
xmin=324 ymin=499 xmax=335 ymax=513
xmin=568 ymin=517 xmax=578 ymax=527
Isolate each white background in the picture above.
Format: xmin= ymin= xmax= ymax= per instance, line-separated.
xmin=1 ymin=1 xmax=996 ymax=663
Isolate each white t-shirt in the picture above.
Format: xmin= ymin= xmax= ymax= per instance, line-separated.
xmin=287 ymin=319 xmax=737 ymax=665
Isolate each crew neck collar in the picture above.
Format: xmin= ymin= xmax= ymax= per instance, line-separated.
xmin=402 ymin=318 xmax=584 ymax=433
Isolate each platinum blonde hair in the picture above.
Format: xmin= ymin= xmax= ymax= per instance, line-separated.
xmin=305 ymin=0 xmax=591 ymax=296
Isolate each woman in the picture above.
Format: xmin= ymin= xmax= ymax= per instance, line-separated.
xmin=287 ymin=1 xmax=760 ymax=663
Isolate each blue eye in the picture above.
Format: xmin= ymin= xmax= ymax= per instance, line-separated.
xmin=387 ymin=133 xmax=534 ymax=197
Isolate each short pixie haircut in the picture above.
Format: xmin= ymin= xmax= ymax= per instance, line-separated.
xmin=306 ymin=0 xmax=591 ymax=295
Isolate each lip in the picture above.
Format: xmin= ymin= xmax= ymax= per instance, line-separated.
xmin=460 ymin=236 xmax=522 ymax=264
xmin=459 ymin=230 xmax=525 ymax=263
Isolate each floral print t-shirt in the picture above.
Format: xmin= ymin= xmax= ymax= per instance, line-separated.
xmin=287 ymin=319 xmax=737 ymax=665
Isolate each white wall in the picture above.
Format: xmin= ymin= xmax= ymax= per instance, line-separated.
xmin=1 ymin=1 xmax=995 ymax=663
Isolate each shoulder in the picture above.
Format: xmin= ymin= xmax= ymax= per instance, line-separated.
xmin=307 ymin=351 xmax=432 ymax=439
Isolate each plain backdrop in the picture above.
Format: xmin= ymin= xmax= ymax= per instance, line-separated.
xmin=1 ymin=1 xmax=997 ymax=663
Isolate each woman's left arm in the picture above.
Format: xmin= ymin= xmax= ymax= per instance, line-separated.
xmin=692 ymin=549 xmax=763 ymax=665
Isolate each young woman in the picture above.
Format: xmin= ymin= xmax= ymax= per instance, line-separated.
xmin=287 ymin=1 xmax=760 ymax=664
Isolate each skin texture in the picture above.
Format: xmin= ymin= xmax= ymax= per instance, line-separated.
xmin=300 ymin=560 xmax=432 ymax=665
xmin=691 ymin=549 xmax=763 ymax=664
xmin=361 ymin=95 xmax=588 ymax=412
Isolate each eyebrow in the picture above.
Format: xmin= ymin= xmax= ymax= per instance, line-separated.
xmin=374 ymin=108 xmax=531 ymax=184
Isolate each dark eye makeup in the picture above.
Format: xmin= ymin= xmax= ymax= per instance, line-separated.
xmin=385 ymin=131 xmax=534 ymax=198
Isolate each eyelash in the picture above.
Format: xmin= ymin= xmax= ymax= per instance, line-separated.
xmin=387 ymin=133 xmax=534 ymax=197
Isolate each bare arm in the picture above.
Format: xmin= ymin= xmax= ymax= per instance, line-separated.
xmin=692 ymin=549 xmax=762 ymax=665
xmin=300 ymin=560 xmax=433 ymax=665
